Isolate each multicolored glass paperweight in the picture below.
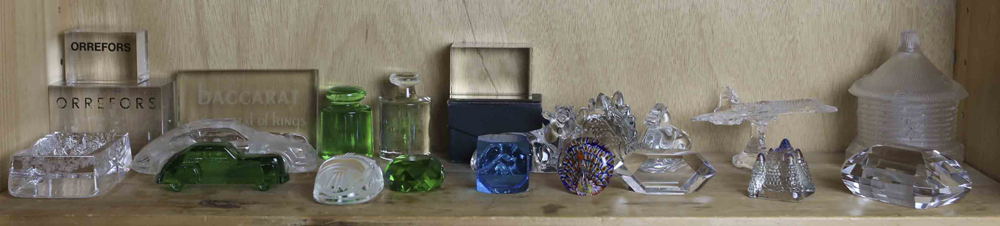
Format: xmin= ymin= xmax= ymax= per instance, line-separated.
xmin=384 ymin=155 xmax=445 ymax=192
xmin=747 ymin=139 xmax=815 ymax=202
xmin=617 ymin=103 xmax=715 ymax=195
xmin=8 ymin=132 xmax=131 ymax=198
xmin=318 ymin=86 xmax=374 ymax=159
xmin=692 ymin=86 xmax=837 ymax=169
xmin=379 ymin=72 xmax=432 ymax=160
xmin=558 ymin=137 xmax=615 ymax=196
xmin=474 ymin=134 xmax=531 ymax=194
xmin=842 ymin=145 xmax=971 ymax=209
xmin=314 ymin=153 xmax=383 ymax=205
xmin=133 ymin=119 xmax=320 ymax=175
xmin=156 ymin=142 xmax=290 ymax=191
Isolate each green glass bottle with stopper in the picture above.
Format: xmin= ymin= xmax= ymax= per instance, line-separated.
xmin=317 ymin=85 xmax=374 ymax=159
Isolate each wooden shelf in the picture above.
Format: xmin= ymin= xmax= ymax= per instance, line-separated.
xmin=2 ymin=153 xmax=999 ymax=225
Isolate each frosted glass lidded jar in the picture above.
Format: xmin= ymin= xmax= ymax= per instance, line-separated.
xmin=846 ymin=31 xmax=968 ymax=161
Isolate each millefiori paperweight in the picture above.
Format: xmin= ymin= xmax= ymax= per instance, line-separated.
xmin=692 ymin=86 xmax=837 ymax=169
xmin=384 ymin=155 xmax=445 ymax=192
xmin=616 ymin=103 xmax=715 ymax=195
xmin=314 ymin=153 xmax=383 ymax=205
xmin=842 ymin=145 xmax=971 ymax=209
xmin=133 ymin=119 xmax=319 ymax=175
xmin=558 ymin=137 xmax=615 ymax=196
xmin=474 ymin=134 xmax=531 ymax=194
xmin=8 ymin=132 xmax=131 ymax=198
xmin=156 ymin=142 xmax=289 ymax=191
xmin=318 ymin=86 xmax=374 ymax=159
xmin=748 ymin=139 xmax=815 ymax=202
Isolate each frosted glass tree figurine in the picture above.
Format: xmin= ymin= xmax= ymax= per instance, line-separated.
xmin=692 ymin=87 xmax=837 ymax=169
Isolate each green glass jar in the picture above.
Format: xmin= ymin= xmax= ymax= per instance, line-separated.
xmin=317 ymin=86 xmax=374 ymax=159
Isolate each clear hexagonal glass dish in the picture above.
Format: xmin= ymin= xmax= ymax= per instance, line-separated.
xmin=617 ymin=150 xmax=716 ymax=195
xmin=8 ymin=132 xmax=131 ymax=198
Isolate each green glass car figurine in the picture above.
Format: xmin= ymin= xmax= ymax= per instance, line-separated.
xmin=156 ymin=142 xmax=290 ymax=191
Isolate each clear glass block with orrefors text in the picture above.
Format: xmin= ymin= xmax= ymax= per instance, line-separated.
xmin=8 ymin=132 xmax=131 ymax=198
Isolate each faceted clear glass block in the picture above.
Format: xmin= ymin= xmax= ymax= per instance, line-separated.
xmin=748 ymin=139 xmax=815 ymax=202
xmin=63 ymin=30 xmax=149 ymax=84
xmin=475 ymin=134 xmax=531 ymax=194
xmin=618 ymin=150 xmax=715 ymax=195
xmin=156 ymin=143 xmax=290 ymax=191
xmin=318 ymin=86 xmax=374 ymax=159
xmin=558 ymin=137 xmax=615 ymax=196
xmin=49 ymin=79 xmax=175 ymax=152
xmin=841 ymin=145 xmax=972 ymax=209
xmin=379 ymin=73 xmax=432 ymax=160
xmin=8 ymin=132 xmax=131 ymax=198
xmin=133 ymin=119 xmax=320 ymax=175
xmin=384 ymin=155 xmax=445 ymax=192
xmin=314 ymin=153 xmax=383 ymax=205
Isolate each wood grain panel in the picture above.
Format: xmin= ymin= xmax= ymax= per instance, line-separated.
xmin=956 ymin=0 xmax=1000 ymax=181
xmin=51 ymin=0 xmax=955 ymax=159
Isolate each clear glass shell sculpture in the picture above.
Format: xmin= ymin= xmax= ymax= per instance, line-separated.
xmin=314 ymin=153 xmax=384 ymax=205
xmin=747 ymin=139 xmax=815 ymax=202
xmin=8 ymin=132 xmax=131 ymax=198
xmin=841 ymin=145 xmax=971 ymax=209
xmin=132 ymin=119 xmax=320 ymax=174
xmin=692 ymin=87 xmax=837 ymax=169
xmin=616 ymin=103 xmax=715 ymax=195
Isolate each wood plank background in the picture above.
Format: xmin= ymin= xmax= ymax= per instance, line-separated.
xmin=4 ymin=0 xmax=990 ymax=191
xmin=956 ymin=0 xmax=1000 ymax=182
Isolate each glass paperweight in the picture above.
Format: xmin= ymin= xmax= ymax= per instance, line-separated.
xmin=8 ymin=132 xmax=131 ymax=198
xmin=616 ymin=103 xmax=715 ymax=195
xmin=314 ymin=153 xmax=383 ymax=205
xmin=133 ymin=119 xmax=320 ymax=175
xmin=318 ymin=86 xmax=373 ymax=159
xmin=558 ymin=137 xmax=615 ymax=196
xmin=847 ymin=31 xmax=968 ymax=161
xmin=525 ymin=105 xmax=582 ymax=173
xmin=692 ymin=86 xmax=837 ymax=169
xmin=156 ymin=142 xmax=289 ymax=191
xmin=842 ymin=145 xmax=971 ymax=209
xmin=63 ymin=30 xmax=149 ymax=84
xmin=384 ymin=155 xmax=445 ymax=192
xmin=747 ymin=139 xmax=815 ymax=202
xmin=49 ymin=79 xmax=175 ymax=151
xmin=379 ymin=72 xmax=432 ymax=160
xmin=474 ymin=134 xmax=531 ymax=194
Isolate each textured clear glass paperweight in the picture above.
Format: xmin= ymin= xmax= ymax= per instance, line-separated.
xmin=748 ymin=139 xmax=815 ymax=202
xmin=318 ymin=86 xmax=374 ymax=159
xmin=841 ymin=145 xmax=971 ymax=209
xmin=314 ymin=153 xmax=383 ymax=205
xmin=156 ymin=143 xmax=289 ymax=191
xmin=617 ymin=103 xmax=715 ymax=195
xmin=8 ymin=132 xmax=131 ymax=198
xmin=558 ymin=137 xmax=615 ymax=196
xmin=692 ymin=87 xmax=837 ymax=169
xmin=474 ymin=134 xmax=531 ymax=194
xmin=133 ymin=119 xmax=320 ymax=175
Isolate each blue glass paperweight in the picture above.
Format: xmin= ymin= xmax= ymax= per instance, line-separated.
xmin=475 ymin=134 xmax=531 ymax=194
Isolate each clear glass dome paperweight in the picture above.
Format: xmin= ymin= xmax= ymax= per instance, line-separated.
xmin=617 ymin=103 xmax=715 ymax=195
xmin=841 ymin=145 xmax=971 ymax=209
xmin=133 ymin=119 xmax=320 ymax=175
xmin=8 ymin=132 xmax=131 ymax=198
xmin=747 ymin=139 xmax=815 ymax=202
xmin=847 ymin=31 xmax=968 ymax=161
xmin=314 ymin=153 xmax=384 ymax=205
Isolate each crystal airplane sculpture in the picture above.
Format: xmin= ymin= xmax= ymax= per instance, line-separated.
xmin=692 ymin=86 xmax=837 ymax=169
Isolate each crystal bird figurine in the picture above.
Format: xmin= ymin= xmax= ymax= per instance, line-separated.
xmin=616 ymin=103 xmax=716 ymax=195
xmin=842 ymin=145 xmax=971 ymax=209
xmin=748 ymin=139 xmax=815 ymax=202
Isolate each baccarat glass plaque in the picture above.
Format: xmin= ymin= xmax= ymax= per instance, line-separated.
xmin=692 ymin=86 xmax=837 ymax=169
xmin=617 ymin=103 xmax=715 ymax=195
xmin=747 ymin=139 xmax=815 ymax=202
xmin=8 ymin=132 xmax=131 ymax=198
xmin=558 ymin=137 xmax=615 ymax=196
xmin=63 ymin=30 xmax=149 ymax=84
xmin=847 ymin=31 xmax=968 ymax=161
xmin=318 ymin=86 xmax=373 ymax=159
xmin=474 ymin=134 xmax=531 ymax=194
xmin=314 ymin=153 xmax=383 ymax=205
xmin=156 ymin=143 xmax=289 ymax=191
xmin=133 ymin=119 xmax=320 ymax=175
xmin=49 ymin=79 xmax=175 ymax=151
xmin=841 ymin=145 xmax=971 ymax=209
xmin=380 ymin=72 xmax=445 ymax=193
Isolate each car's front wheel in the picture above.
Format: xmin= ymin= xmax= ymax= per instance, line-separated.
xmin=167 ymin=183 xmax=185 ymax=192
xmin=255 ymin=182 xmax=271 ymax=191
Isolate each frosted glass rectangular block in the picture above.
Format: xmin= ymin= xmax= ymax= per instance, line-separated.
xmin=63 ymin=30 xmax=149 ymax=84
xmin=8 ymin=133 xmax=131 ymax=198
xmin=48 ymin=79 xmax=175 ymax=152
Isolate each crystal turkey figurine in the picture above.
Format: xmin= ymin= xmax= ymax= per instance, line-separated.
xmin=842 ymin=145 xmax=971 ymax=209
xmin=617 ymin=103 xmax=715 ymax=195
xmin=692 ymin=87 xmax=837 ymax=169
xmin=579 ymin=92 xmax=639 ymax=160
xmin=747 ymin=139 xmax=815 ymax=202
xmin=314 ymin=153 xmax=384 ymax=205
